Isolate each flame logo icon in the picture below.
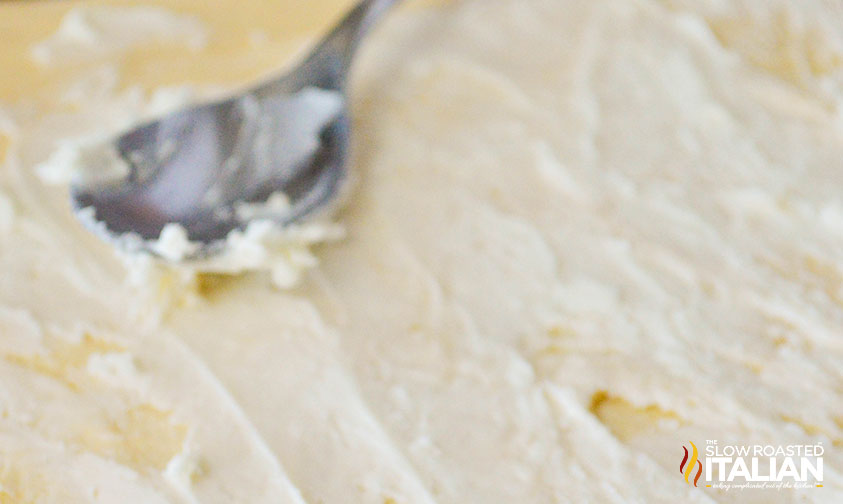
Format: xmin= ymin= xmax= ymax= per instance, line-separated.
xmin=680 ymin=441 xmax=703 ymax=487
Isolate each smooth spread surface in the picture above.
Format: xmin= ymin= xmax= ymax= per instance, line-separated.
xmin=0 ymin=0 xmax=842 ymax=502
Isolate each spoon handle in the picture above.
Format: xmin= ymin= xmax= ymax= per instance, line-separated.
xmin=320 ymin=0 xmax=403 ymax=61
xmin=296 ymin=0 xmax=402 ymax=88
xmin=254 ymin=0 xmax=401 ymax=98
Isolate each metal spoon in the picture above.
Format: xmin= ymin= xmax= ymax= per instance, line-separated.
xmin=71 ymin=0 xmax=400 ymax=259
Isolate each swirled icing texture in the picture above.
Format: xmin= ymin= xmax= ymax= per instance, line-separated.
xmin=0 ymin=0 xmax=842 ymax=502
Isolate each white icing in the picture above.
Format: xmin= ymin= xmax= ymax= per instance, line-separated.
xmin=35 ymin=138 xmax=130 ymax=188
xmin=150 ymin=223 xmax=198 ymax=263
xmin=1 ymin=1 xmax=842 ymax=503
xmin=0 ymin=193 xmax=13 ymax=235
xmin=31 ymin=6 xmax=209 ymax=66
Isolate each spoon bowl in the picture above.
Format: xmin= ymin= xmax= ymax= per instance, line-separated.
xmin=71 ymin=0 xmax=398 ymax=259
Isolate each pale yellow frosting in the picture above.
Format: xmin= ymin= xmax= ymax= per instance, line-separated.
xmin=0 ymin=0 xmax=841 ymax=502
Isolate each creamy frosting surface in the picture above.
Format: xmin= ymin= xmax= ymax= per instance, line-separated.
xmin=1 ymin=0 xmax=842 ymax=502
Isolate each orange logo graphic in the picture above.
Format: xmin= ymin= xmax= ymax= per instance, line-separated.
xmin=680 ymin=441 xmax=703 ymax=487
